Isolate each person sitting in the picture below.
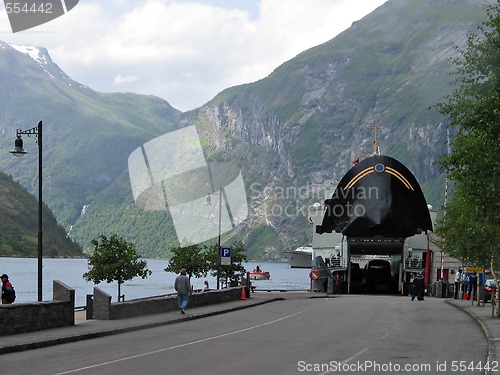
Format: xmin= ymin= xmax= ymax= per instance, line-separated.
xmin=1 ymin=274 xmax=15 ymax=304
xmin=201 ymin=280 xmax=210 ymax=292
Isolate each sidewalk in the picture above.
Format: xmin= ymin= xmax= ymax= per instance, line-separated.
xmin=2 ymin=294 xmax=497 ymax=358
xmin=0 ymin=291 xmax=306 ymax=355
xmin=446 ymin=298 xmax=500 ymax=366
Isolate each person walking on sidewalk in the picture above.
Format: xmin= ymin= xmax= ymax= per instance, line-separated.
xmin=411 ymin=272 xmax=425 ymax=301
xmin=468 ymin=271 xmax=478 ymax=301
xmin=462 ymin=272 xmax=469 ymax=299
xmin=174 ymin=268 xmax=190 ymax=314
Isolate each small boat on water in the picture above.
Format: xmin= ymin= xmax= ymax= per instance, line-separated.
xmin=249 ymin=267 xmax=270 ymax=280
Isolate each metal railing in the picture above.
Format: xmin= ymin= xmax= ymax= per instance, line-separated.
xmin=404 ymin=258 xmax=423 ymax=269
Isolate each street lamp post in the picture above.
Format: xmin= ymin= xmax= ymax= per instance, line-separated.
xmin=10 ymin=120 xmax=43 ymax=301
xmin=206 ymin=187 xmax=223 ymax=290
xmin=217 ymin=187 xmax=222 ymax=290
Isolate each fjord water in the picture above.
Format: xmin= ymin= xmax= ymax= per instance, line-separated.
xmin=0 ymin=258 xmax=311 ymax=307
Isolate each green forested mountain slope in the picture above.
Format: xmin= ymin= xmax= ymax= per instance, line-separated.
xmin=0 ymin=42 xmax=182 ymax=256
xmin=0 ymin=172 xmax=82 ymax=257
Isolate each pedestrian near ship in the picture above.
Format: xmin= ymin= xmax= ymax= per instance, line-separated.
xmin=462 ymin=272 xmax=469 ymax=299
xmin=411 ymin=272 xmax=425 ymax=301
xmin=468 ymin=271 xmax=478 ymax=301
xmin=454 ymin=268 xmax=462 ymax=299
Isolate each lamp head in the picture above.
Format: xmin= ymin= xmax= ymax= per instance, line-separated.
xmin=9 ymin=136 xmax=28 ymax=157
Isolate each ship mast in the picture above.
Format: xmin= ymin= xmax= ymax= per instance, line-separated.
xmin=353 ymin=125 xmax=383 ymax=164
xmin=369 ymin=125 xmax=382 ymax=155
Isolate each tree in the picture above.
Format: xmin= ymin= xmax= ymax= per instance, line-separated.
xmin=437 ymin=189 xmax=493 ymax=268
xmin=83 ymin=234 xmax=151 ymax=301
xmin=436 ymin=2 xmax=500 ymax=267
xmin=164 ymin=244 xmax=209 ymax=282
xmin=165 ymin=241 xmax=248 ymax=288
xmin=206 ymin=241 xmax=247 ymax=286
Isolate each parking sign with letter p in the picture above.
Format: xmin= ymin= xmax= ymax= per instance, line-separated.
xmin=221 ymin=247 xmax=231 ymax=265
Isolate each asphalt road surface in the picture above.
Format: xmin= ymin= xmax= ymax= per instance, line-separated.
xmin=1 ymin=295 xmax=487 ymax=375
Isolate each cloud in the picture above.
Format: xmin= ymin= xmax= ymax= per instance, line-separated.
xmin=114 ymin=74 xmax=139 ymax=84
xmin=0 ymin=0 xmax=387 ymax=111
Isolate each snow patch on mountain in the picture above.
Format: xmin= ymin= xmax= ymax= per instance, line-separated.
xmin=7 ymin=43 xmax=89 ymax=89
xmin=9 ymin=44 xmax=48 ymax=66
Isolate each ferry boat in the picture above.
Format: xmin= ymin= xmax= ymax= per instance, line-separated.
xmin=285 ymin=246 xmax=313 ymax=268
xmin=312 ymin=153 xmax=434 ymax=294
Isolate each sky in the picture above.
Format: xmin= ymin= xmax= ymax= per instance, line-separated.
xmin=0 ymin=0 xmax=388 ymax=112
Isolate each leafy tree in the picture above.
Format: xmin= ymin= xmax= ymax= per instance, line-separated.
xmin=437 ymin=189 xmax=493 ymax=268
xmin=165 ymin=241 xmax=248 ymax=288
xmin=436 ymin=2 xmax=500 ymax=269
xmin=164 ymin=244 xmax=209 ymax=282
xmin=206 ymin=241 xmax=247 ymax=287
xmin=83 ymin=234 xmax=151 ymax=301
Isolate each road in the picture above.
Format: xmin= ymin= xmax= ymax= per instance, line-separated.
xmin=1 ymin=295 xmax=487 ymax=374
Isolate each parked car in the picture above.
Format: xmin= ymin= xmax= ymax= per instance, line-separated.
xmin=484 ymin=279 xmax=496 ymax=302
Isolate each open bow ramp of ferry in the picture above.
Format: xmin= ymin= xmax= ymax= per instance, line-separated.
xmin=311 ymin=155 xmax=434 ymax=294
xmin=317 ymin=155 xmax=432 ymax=240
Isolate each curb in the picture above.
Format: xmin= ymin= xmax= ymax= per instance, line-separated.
xmin=0 ymin=297 xmax=284 ymax=355
xmin=445 ymin=300 xmax=496 ymax=369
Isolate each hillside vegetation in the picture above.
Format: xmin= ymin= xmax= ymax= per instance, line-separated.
xmin=0 ymin=172 xmax=83 ymax=257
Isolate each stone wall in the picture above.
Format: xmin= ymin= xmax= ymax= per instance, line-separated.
xmin=92 ymin=286 xmax=242 ymax=320
xmin=92 ymin=287 xmax=112 ymax=320
xmin=0 ymin=280 xmax=75 ymax=336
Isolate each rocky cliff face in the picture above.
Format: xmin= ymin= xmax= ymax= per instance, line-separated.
xmin=176 ymin=0 xmax=493 ymax=258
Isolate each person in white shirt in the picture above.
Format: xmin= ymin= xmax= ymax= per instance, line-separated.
xmin=201 ymin=280 xmax=210 ymax=292
xmin=454 ymin=268 xmax=462 ymax=299
xmin=462 ymin=272 xmax=469 ymax=299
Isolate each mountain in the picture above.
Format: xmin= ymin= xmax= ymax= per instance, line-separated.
xmin=0 ymin=0 xmax=494 ymax=260
xmin=176 ymin=0 xmax=494 ymax=258
xmin=0 ymin=172 xmax=82 ymax=257
xmin=0 ymin=42 xmax=182 ymax=256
